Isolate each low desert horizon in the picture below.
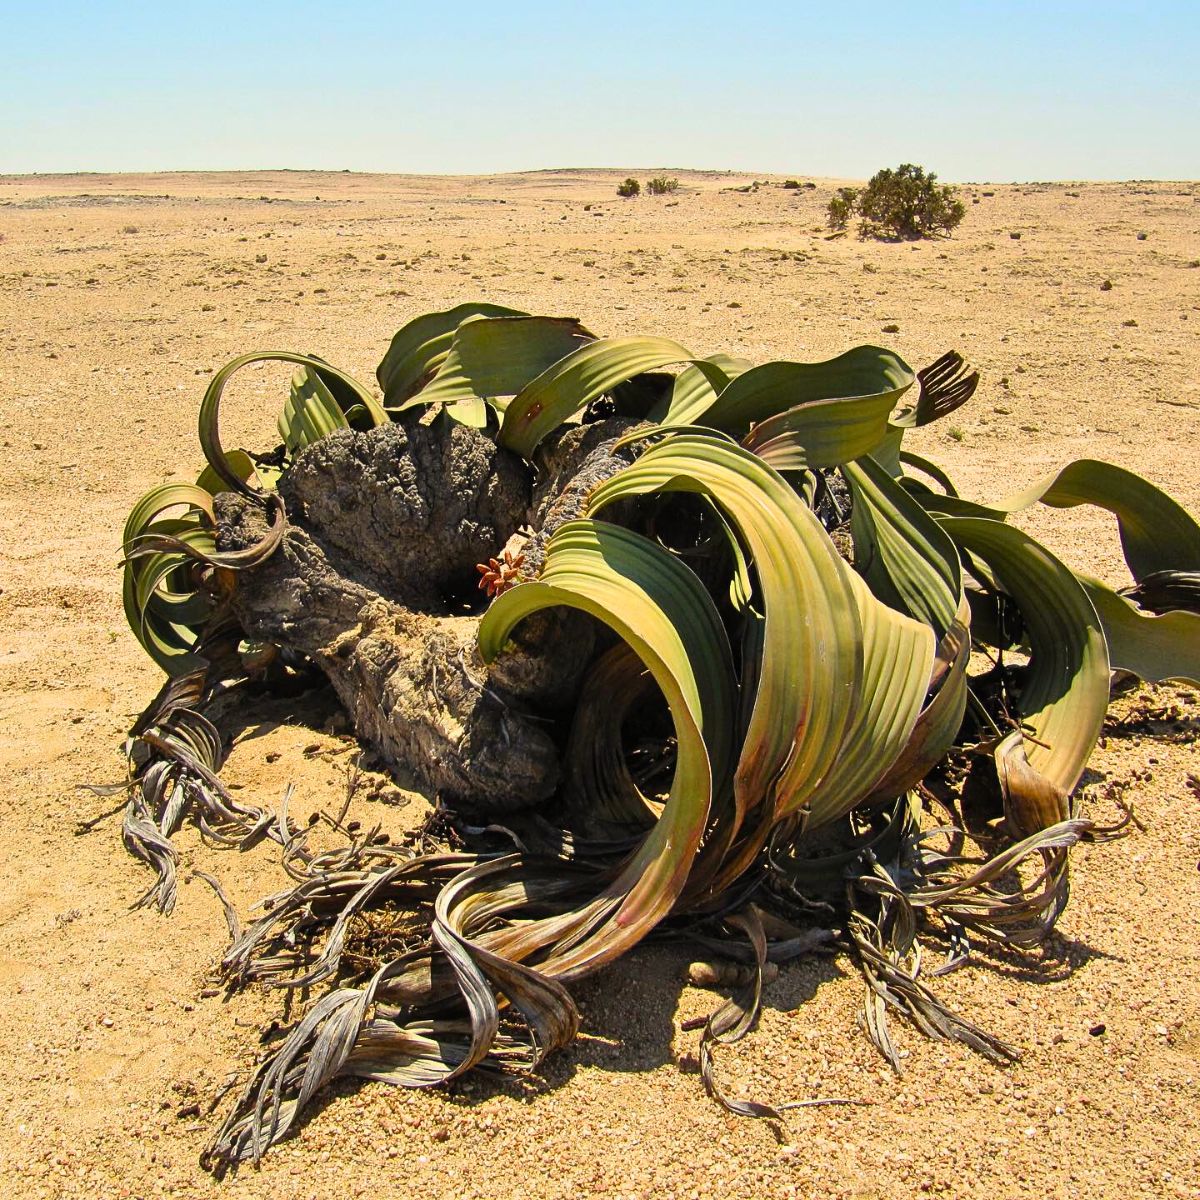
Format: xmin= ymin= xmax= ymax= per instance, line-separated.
xmin=5 ymin=166 xmax=1198 ymax=185
xmin=1 ymin=168 xmax=1197 ymax=1200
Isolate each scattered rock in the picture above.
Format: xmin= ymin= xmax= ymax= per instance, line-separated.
xmin=688 ymin=960 xmax=780 ymax=988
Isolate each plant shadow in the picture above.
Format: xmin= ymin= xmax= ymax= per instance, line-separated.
xmin=213 ymin=910 xmax=1118 ymax=1175
xmin=924 ymin=927 xmax=1125 ymax=985
xmin=435 ymin=941 xmax=848 ymax=1113
xmin=211 ymin=677 xmax=431 ymax=798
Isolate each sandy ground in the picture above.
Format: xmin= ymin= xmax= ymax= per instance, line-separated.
xmin=1 ymin=168 xmax=1198 ymax=1200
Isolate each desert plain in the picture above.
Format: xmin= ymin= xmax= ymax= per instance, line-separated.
xmin=0 ymin=168 xmax=1198 ymax=1200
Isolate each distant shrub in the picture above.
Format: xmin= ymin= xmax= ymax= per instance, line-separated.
xmin=782 ymin=179 xmax=802 ymax=189
xmin=827 ymin=164 xmax=966 ymax=240
xmin=646 ymin=177 xmax=679 ymax=195
xmin=826 ymin=187 xmax=860 ymax=231
xmin=617 ymin=178 xmax=641 ymax=199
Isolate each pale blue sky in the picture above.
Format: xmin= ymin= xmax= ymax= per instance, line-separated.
xmin=2 ymin=1 xmax=1196 ymax=180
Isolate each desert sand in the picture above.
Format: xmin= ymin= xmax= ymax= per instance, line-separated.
xmin=0 ymin=168 xmax=1198 ymax=1200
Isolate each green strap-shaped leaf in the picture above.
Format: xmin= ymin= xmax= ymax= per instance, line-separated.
xmin=123 ymin=518 xmax=218 ymax=673
xmin=196 ymin=449 xmax=269 ymax=495
xmin=278 ymin=366 xmax=350 ymax=454
xmin=870 ymin=425 xmax=905 ymax=477
xmin=667 ymin=346 xmax=914 ymax=436
xmin=898 ymin=450 xmax=959 ymax=496
xmin=198 ymin=351 xmax=379 ymax=498
xmin=306 ymin=356 xmax=387 ymax=428
xmin=564 ymin=643 xmax=661 ymax=828
xmin=993 ymin=459 xmax=1200 ymax=581
xmin=805 ymin=571 xmax=935 ymax=828
xmin=587 ymin=433 xmax=861 ymax=845
xmin=903 ymin=488 xmax=1002 ymax=521
xmin=497 ymin=337 xmax=730 ymax=460
xmin=444 ymin=396 xmax=490 ymax=429
xmin=376 ymin=302 xmax=527 ymax=403
xmin=478 ymin=520 xmax=736 ymax=975
xmin=742 ymin=391 xmax=899 ymax=470
xmin=398 ymin=315 xmax=595 ymax=410
xmin=840 ymin=455 xmax=973 ymax=810
xmin=122 ymin=483 xmax=214 ymax=548
xmin=122 ymin=461 xmax=288 ymax=674
xmin=904 ymin=456 xmax=1200 ymax=684
xmin=131 ymin=525 xmax=214 ymax=634
xmin=844 ymin=455 xmax=962 ymax=640
xmin=911 ymin=459 xmax=1200 ymax=582
xmin=122 ymin=486 xmax=219 ymax=672
xmin=649 ymin=353 xmax=751 ymax=424
xmin=938 ymin=517 xmax=1110 ymax=799
xmin=1078 ymin=574 xmax=1200 ymax=684
xmin=867 ymin=599 xmax=971 ymax=803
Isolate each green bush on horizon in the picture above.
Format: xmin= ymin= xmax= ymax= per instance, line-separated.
xmin=828 ymin=163 xmax=966 ymax=239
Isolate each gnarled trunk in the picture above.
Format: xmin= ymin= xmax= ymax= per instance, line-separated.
xmin=215 ymin=413 xmax=638 ymax=811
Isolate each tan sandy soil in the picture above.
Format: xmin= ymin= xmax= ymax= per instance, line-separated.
xmin=1 ymin=169 xmax=1198 ymax=1200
